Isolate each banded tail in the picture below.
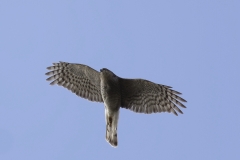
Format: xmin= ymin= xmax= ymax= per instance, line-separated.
xmin=105 ymin=109 xmax=119 ymax=147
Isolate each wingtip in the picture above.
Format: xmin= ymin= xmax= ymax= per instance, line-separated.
xmin=173 ymin=112 xmax=178 ymax=116
xmin=178 ymin=109 xmax=183 ymax=114
xmin=45 ymin=71 xmax=51 ymax=75
xmin=46 ymin=66 xmax=52 ymax=70
xmin=182 ymin=99 xmax=187 ymax=103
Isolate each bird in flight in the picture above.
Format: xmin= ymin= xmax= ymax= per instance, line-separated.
xmin=45 ymin=61 xmax=187 ymax=147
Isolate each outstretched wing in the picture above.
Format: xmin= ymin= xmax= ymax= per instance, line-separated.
xmin=120 ymin=78 xmax=187 ymax=116
xmin=45 ymin=61 xmax=103 ymax=102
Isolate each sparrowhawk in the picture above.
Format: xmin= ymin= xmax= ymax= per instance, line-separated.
xmin=45 ymin=62 xmax=187 ymax=147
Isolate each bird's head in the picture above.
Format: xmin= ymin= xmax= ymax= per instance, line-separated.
xmin=100 ymin=68 xmax=118 ymax=79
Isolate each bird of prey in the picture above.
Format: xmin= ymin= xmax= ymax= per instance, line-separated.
xmin=45 ymin=61 xmax=187 ymax=147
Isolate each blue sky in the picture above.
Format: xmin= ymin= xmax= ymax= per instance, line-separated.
xmin=0 ymin=0 xmax=239 ymax=159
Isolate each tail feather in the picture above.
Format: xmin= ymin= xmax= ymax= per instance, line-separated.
xmin=105 ymin=109 xmax=119 ymax=147
xmin=106 ymin=125 xmax=118 ymax=147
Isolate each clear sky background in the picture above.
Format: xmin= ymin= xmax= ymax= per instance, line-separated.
xmin=0 ymin=0 xmax=239 ymax=160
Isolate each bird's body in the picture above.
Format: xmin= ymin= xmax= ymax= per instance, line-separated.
xmin=100 ymin=68 xmax=121 ymax=146
xmin=46 ymin=62 xmax=187 ymax=147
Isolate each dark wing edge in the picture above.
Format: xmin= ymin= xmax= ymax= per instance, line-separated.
xmin=45 ymin=61 xmax=103 ymax=102
xmin=120 ymin=78 xmax=187 ymax=116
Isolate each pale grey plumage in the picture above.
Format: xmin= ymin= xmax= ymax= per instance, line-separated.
xmin=46 ymin=61 xmax=187 ymax=147
xmin=119 ymin=79 xmax=186 ymax=115
xmin=46 ymin=62 xmax=103 ymax=102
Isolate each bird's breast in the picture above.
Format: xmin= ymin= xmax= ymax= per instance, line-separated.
xmin=100 ymin=79 xmax=121 ymax=111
